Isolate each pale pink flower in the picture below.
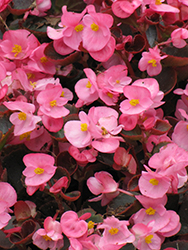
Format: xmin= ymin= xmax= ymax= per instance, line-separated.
xmin=22 ymin=153 xmax=57 ymax=194
xmin=37 ymin=85 xmax=70 ymax=118
xmin=97 ymin=216 xmax=135 ymax=247
xmin=120 ymin=85 xmax=153 ymax=115
xmin=87 ymin=171 xmax=119 ymax=206
xmin=60 ymin=211 xmax=88 ymax=238
xmin=0 ymin=29 xmax=39 ymax=60
xmin=171 ymin=28 xmax=188 ymax=48
xmin=29 ymin=0 xmax=51 ymax=17
xmin=49 ymin=176 xmax=69 ymax=194
xmin=146 ymin=0 xmax=180 ymax=13
xmin=138 ymin=46 xmax=167 ymax=76
xmin=82 ymin=6 xmax=113 ymax=52
xmin=3 ymin=101 xmax=41 ymax=136
xmin=0 ymin=182 xmax=17 ymax=229
xmin=112 ymin=0 xmax=142 ymax=19
xmin=32 ymin=216 xmax=64 ymax=250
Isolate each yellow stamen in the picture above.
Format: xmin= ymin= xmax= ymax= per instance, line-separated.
xmin=27 ymin=73 xmax=35 ymax=79
xmin=88 ymin=221 xmax=95 ymax=230
xmin=34 ymin=167 xmax=44 ymax=175
xmin=12 ymin=44 xmax=22 ymax=57
xmin=186 ymin=125 xmax=188 ymax=131
xmin=148 ymin=59 xmax=157 ymax=67
xmin=74 ymin=24 xmax=84 ymax=32
xmin=18 ymin=112 xmax=27 ymax=121
xmin=40 ymin=56 xmax=48 ymax=64
xmin=155 ymin=0 xmax=162 ymax=4
xmin=101 ymin=127 xmax=108 ymax=135
xmin=42 ymin=235 xmax=52 ymax=241
xmin=91 ymin=23 xmax=99 ymax=32
xmin=86 ymin=81 xmax=92 ymax=88
xmin=61 ymin=91 xmax=65 ymax=97
xmin=107 ymin=92 xmax=113 ymax=98
xmin=109 ymin=227 xmax=119 ymax=235
xmin=149 ymin=178 xmax=159 ymax=186
xmin=30 ymin=81 xmax=37 ymax=88
xmin=116 ymin=80 xmax=120 ymax=84
xmin=19 ymin=131 xmax=31 ymax=141
xmin=50 ymin=100 xmax=57 ymax=107
xmin=145 ymin=207 xmax=156 ymax=215
xmin=129 ymin=99 xmax=139 ymax=106
xmin=81 ymin=123 xmax=88 ymax=131
xmin=145 ymin=234 xmax=153 ymax=244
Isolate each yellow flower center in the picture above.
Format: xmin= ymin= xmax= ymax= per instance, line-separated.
xmin=107 ymin=92 xmax=113 ymax=98
xmin=42 ymin=235 xmax=52 ymax=241
xmin=145 ymin=234 xmax=153 ymax=244
xmin=40 ymin=56 xmax=48 ymax=64
xmin=18 ymin=112 xmax=27 ymax=120
xmin=12 ymin=44 xmax=22 ymax=57
xmin=34 ymin=167 xmax=44 ymax=175
xmin=155 ymin=0 xmax=162 ymax=4
xmin=91 ymin=23 xmax=99 ymax=32
xmin=116 ymin=80 xmax=120 ymax=84
xmin=50 ymin=100 xmax=57 ymax=107
xmin=30 ymin=81 xmax=37 ymax=88
xmin=145 ymin=207 xmax=156 ymax=215
xmin=61 ymin=91 xmax=65 ymax=97
xmin=86 ymin=81 xmax=92 ymax=88
xmin=109 ymin=227 xmax=119 ymax=235
xmin=19 ymin=131 xmax=31 ymax=141
xmin=88 ymin=221 xmax=95 ymax=229
xmin=129 ymin=99 xmax=139 ymax=106
xmin=149 ymin=178 xmax=159 ymax=186
xmin=101 ymin=127 xmax=108 ymax=135
xmin=27 ymin=73 xmax=35 ymax=79
xmin=81 ymin=123 xmax=88 ymax=131
xmin=74 ymin=24 xmax=84 ymax=32
xmin=186 ymin=125 xmax=188 ymax=131
xmin=148 ymin=59 xmax=157 ymax=67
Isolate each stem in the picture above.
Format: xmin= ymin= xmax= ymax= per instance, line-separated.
xmin=117 ymin=188 xmax=135 ymax=197
xmin=0 ymin=15 xmax=9 ymax=31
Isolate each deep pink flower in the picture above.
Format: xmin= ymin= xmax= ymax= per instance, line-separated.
xmin=49 ymin=176 xmax=69 ymax=194
xmin=112 ymin=0 xmax=142 ymax=19
xmin=0 ymin=29 xmax=39 ymax=60
xmin=138 ymin=46 xmax=167 ymax=76
xmin=0 ymin=0 xmax=12 ymax=12
xmin=171 ymin=28 xmax=188 ymax=48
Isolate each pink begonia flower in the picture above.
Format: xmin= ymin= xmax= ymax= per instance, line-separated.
xmin=0 ymin=61 xmax=7 ymax=82
xmin=28 ymin=43 xmax=56 ymax=75
xmin=138 ymin=46 xmax=167 ymax=76
xmin=132 ymin=78 xmax=164 ymax=108
xmin=87 ymin=171 xmax=119 ymax=206
xmin=64 ymin=111 xmax=92 ymax=148
xmin=0 ymin=0 xmax=12 ymax=12
xmin=29 ymin=0 xmax=51 ymax=17
xmin=0 ymin=85 xmax=8 ymax=101
xmin=120 ymin=85 xmax=153 ymax=115
xmin=138 ymin=166 xmax=171 ymax=198
xmin=98 ymin=88 xmax=119 ymax=106
xmin=0 ymin=182 xmax=17 ymax=229
xmin=88 ymin=106 xmax=124 ymax=153
xmin=119 ymin=113 xmax=139 ymax=131
xmin=143 ymin=0 xmax=180 ymax=13
xmin=146 ymin=134 xmax=171 ymax=152
xmin=171 ymin=28 xmax=188 ymax=48
xmin=69 ymin=145 xmax=98 ymax=167
xmin=32 ymin=216 xmax=64 ymax=250
xmin=60 ymin=211 xmax=88 ymax=238
xmin=97 ymin=65 xmax=132 ymax=93
xmin=97 ymin=216 xmax=135 ymax=247
xmin=75 ymin=68 xmax=99 ymax=108
xmin=0 ymin=29 xmax=39 ymax=60
xmin=37 ymin=85 xmax=70 ymax=118
xmin=131 ymin=221 xmax=163 ymax=250
xmin=172 ymin=120 xmax=188 ymax=151
xmin=3 ymin=101 xmax=41 ymax=136
xmin=49 ymin=176 xmax=69 ymax=194
xmin=112 ymin=0 xmax=142 ymax=19
xmin=22 ymin=153 xmax=57 ymax=195
xmin=82 ymin=5 xmax=113 ymax=52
